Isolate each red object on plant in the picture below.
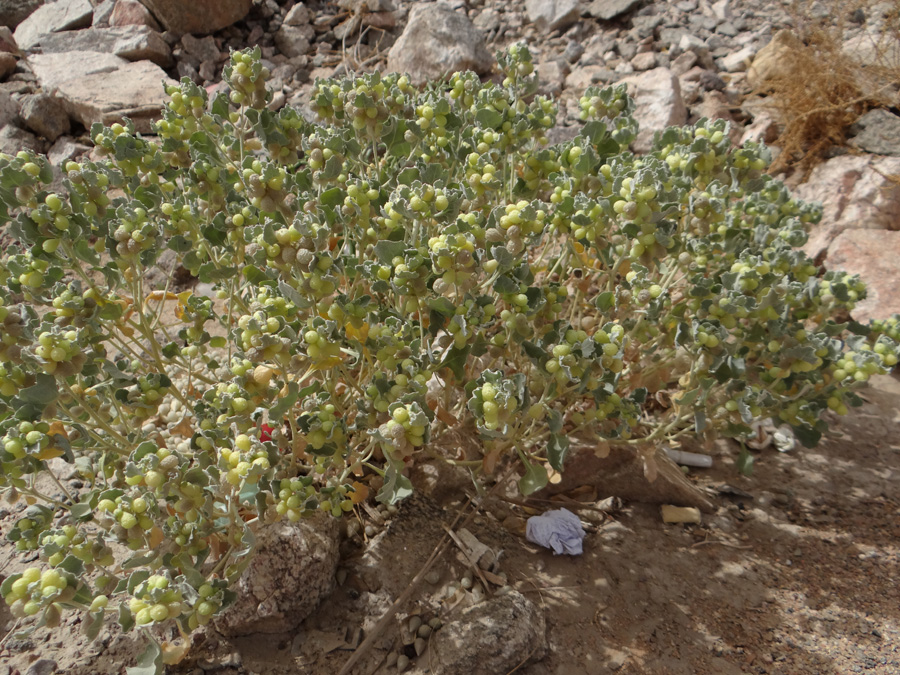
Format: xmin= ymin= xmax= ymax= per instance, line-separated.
xmin=260 ymin=424 xmax=274 ymax=442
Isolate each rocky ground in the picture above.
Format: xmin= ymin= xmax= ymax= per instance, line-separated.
xmin=1 ymin=0 xmax=900 ymax=674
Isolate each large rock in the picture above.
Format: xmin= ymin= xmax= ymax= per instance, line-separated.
xmin=587 ymin=0 xmax=642 ymax=20
xmin=137 ymin=0 xmax=251 ymax=35
xmin=0 ymin=124 xmax=42 ymax=153
xmin=274 ymin=25 xmax=311 ymax=59
xmin=826 ymin=230 xmax=900 ymax=323
xmin=214 ymin=515 xmax=339 ymax=636
xmin=793 ymin=154 xmax=900 ymax=262
xmin=109 ymin=0 xmax=160 ymax=29
xmin=25 ymin=26 xmax=171 ymax=67
xmin=848 ymin=108 xmax=900 ymax=157
xmin=13 ymin=0 xmax=93 ymax=50
xmin=0 ymin=0 xmax=44 ymax=30
xmin=843 ymin=29 xmax=900 ymax=70
xmin=0 ymin=89 xmax=18 ymax=127
xmin=387 ymin=4 xmax=493 ymax=86
xmin=619 ymin=67 xmax=687 ymax=153
xmin=20 ymin=93 xmax=69 ymax=141
xmin=28 ymin=51 xmax=175 ymax=133
xmin=525 ymin=0 xmax=580 ymax=33
xmin=0 ymin=51 xmax=16 ymax=80
xmin=747 ymin=29 xmax=801 ymax=90
xmin=410 ymin=592 xmax=546 ymax=675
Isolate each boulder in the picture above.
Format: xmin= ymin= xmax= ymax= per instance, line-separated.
xmin=283 ymin=3 xmax=310 ymax=26
xmin=747 ymin=29 xmax=801 ymax=90
xmin=180 ymin=34 xmax=219 ymax=63
xmin=20 ymin=93 xmax=69 ymax=141
xmin=214 ymin=515 xmax=339 ymax=636
xmin=525 ymin=0 xmax=580 ymax=33
xmin=137 ymin=0 xmax=252 ymax=35
xmin=47 ymin=136 xmax=90 ymax=165
xmin=0 ymin=51 xmax=15 ymax=80
xmin=843 ymin=29 xmax=900 ymax=70
xmin=793 ymin=154 xmax=900 ymax=263
xmin=0 ymin=0 xmax=44 ymax=30
xmin=619 ymin=67 xmax=688 ymax=153
xmin=0 ymin=88 xmax=18 ymax=127
xmin=536 ymin=59 xmax=569 ymax=97
xmin=826 ymin=230 xmax=900 ymax=323
xmin=25 ymin=26 xmax=172 ymax=67
xmin=0 ymin=124 xmax=42 ymax=153
xmin=13 ymin=0 xmax=93 ymax=51
xmin=848 ymin=108 xmax=900 ymax=157
xmin=109 ymin=0 xmax=160 ymax=29
xmin=386 ymin=3 xmax=493 ymax=86
xmin=274 ymin=25 xmax=310 ymax=59
xmin=92 ymin=0 xmax=115 ymax=27
xmin=28 ymin=51 xmax=175 ymax=133
xmin=0 ymin=25 xmax=18 ymax=53
xmin=410 ymin=592 xmax=547 ymax=675
xmin=586 ymin=0 xmax=643 ymax=20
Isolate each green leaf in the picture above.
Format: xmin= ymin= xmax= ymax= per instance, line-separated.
xmin=677 ymin=387 xmax=700 ymax=408
xmin=518 ymin=460 xmax=548 ymax=496
xmin=377 ymin=457 xmax=413 ymax=505
xmin=475 ymin=108 xmax=503 ymax=128
xmin=373 ymin=240 xmax=406 ymax=264
xmin=440 ymin=345 xmax=470 ymax=380
xmin=167 ymin=235 xmax=192 ymax=252
xmin=16 ymin=374 xmax=59 ymax=406
xmin=595 ymin=291 xmax=614 ymax=311
xmin=126 ymin=639 xmax=163 ymax=675
xmin=270 ymin=381 xmax=299 ymax=419
xmin=791 ymin=424 xmax=822 ymax=449
xmin=736 ymin=446 xmax=754 ymax=476
xmin=197 ymin=263 xmax=238 ymax=282
xmin=547 ymin=433 xmax=570 ymax=471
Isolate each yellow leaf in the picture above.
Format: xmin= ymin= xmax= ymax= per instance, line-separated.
xmin=47 ymin=421 xmax=68 ymax=439
xmin=349 ymin=481 xmax=369 ymax=504
xmin=162 ymin=639 xmax=190 ymax=665
xmin=345 ymin=321 xmax=369 ymax=343
xmin=174 ymin=290 xmax=193 ymax=321
xmin=36 ymin=445 xmax=65 ymax=461
xmin=148 ymin=526 xmax=164 ymax=550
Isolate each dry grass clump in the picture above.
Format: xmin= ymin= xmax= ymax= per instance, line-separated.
xmin=762 ymin=0 xmax=900 ymax=177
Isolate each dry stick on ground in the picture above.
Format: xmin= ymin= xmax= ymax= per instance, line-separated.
xmin=342 ymin=467 xmax=519 ymax=675
xmin=341 ymin=496 xmax=475 ymax=675
xmin=441 ymin=524 xmax=493 ymax=597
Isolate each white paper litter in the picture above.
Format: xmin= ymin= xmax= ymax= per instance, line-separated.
xmin=525 ymin=508 xmax=585 ymax=555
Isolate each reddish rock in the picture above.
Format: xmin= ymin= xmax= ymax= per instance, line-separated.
xmin=109 ymin=0 xmax=159 ymax=29
xmin=0 ymin=51 xmax=15 ymax=80
xmin=620 ymin=67 xmax=688 ymax=153
xmin=137 ymin=0 xmax=251 ymax=35
xmin=826 ymin=229 xmax=900 ymax=323
xmin=794 ymin=155 xmax=900 ymax=263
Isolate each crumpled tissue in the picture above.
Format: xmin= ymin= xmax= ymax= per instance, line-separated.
xmin=525 ymin=508 xmax=585 ymax=555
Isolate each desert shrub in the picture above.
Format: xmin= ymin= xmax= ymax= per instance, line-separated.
xmin=0 ymin=44 xmax=898 ymax=669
